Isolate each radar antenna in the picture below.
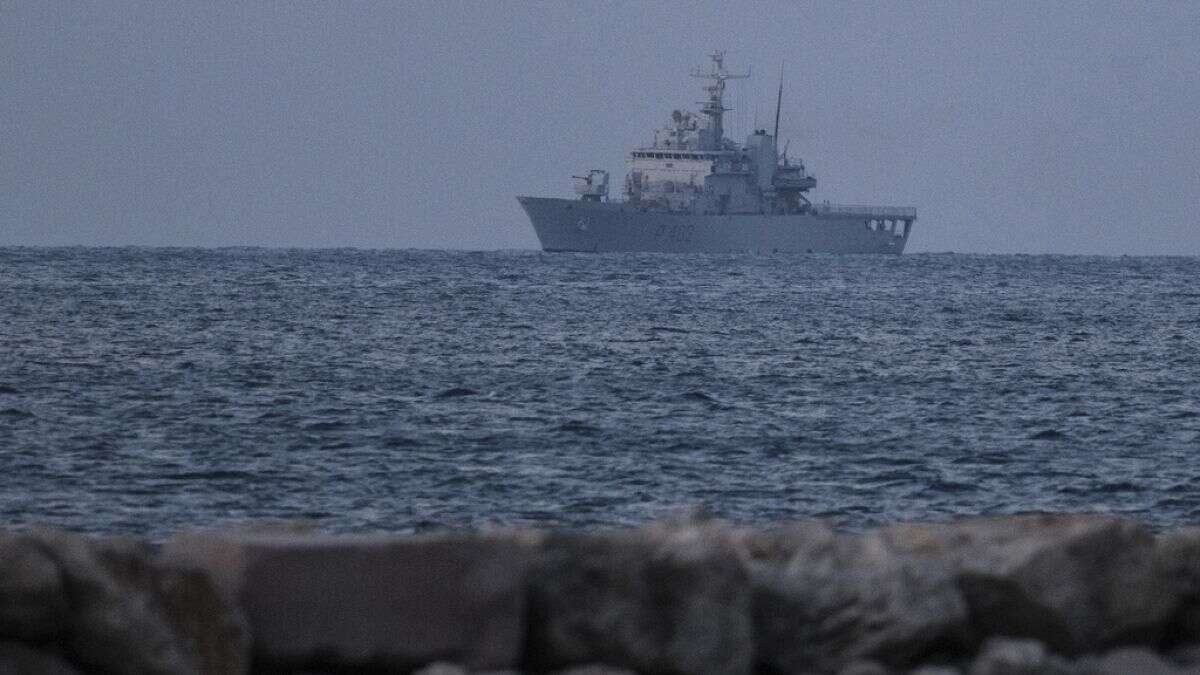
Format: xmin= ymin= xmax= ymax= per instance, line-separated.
xmin=690 ymin=50 xmax=748 ymax=150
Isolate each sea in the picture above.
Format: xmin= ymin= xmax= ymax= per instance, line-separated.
xmin=1 ymin=247 xmax=1198 ymax=539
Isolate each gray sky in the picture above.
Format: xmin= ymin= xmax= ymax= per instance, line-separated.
xmin=3 ymin=2 xmax=1198 ymax=253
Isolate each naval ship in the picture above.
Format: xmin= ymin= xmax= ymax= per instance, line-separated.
xmin=518 ymin=52 xmax=916 ymax=254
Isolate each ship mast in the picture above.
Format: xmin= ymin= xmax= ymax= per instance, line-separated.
xmin=690 ymin=51 xmax=748 ymax=151
xmin=773 ymin=63 xmax=783 ymax=156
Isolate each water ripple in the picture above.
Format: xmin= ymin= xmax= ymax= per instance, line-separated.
xmin=0 ymin=248 xmax=1198 ymax=538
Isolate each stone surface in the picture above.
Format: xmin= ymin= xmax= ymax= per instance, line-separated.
xmin=0 ymin=532 xmax=70 ymax=642
xmin=4 ymin=517 xmax=1199 ymax=675
xmin=732 ymin=520 xmax=837 ymax=564
xmin=0 ymin=528 xmax=247 ymax=675
xmin=33 ymin=529 xmax=240 ymax=675
xmin=1171 ymin=644 xmax=1200 ymax=666
xmin=412 ymin=662 xmax=470 ymax=675
xmin=0 ymin=641 xmax=85 ymax=675
xmin=162 ymin=529 xmax=531 ymax=671
xmin=881 ymin=514 xmax=1178 ymax=653
xmin=1156 ymin=527 xmax=1200 ymax=646
xmin=157 ymin=565 xmax=250 ymax=675
xmin=553 ymin=665 xmax=641 ymax=675
xmin=837 ymin=659 xmax=891 ymax=675
xmin=751 ymin=521 xmax=970 ymax=673
xmin=1169 ymin=604 xmax=1200 ymax=651
xmin=525 ymin=522 xmax=753 ymax=675
xmin=968 ymin=637 xmax=1074 ymax=675
xmin=1076 ymin=647 xmax=1200 ymax=675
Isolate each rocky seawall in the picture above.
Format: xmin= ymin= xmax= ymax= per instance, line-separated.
xmin=2 ymin=514 xmax=1199 ymax=674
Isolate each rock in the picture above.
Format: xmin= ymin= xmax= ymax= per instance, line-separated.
xmin=1156 ymin=527 xmax=1200 ymax=645
xmin=0 ymin=641 xmax=85 ymax=675
xmin=43 ymin=531 xmax=194 ymax=674
xmin=1168 ymin=604 xmax=1200 ymax=653
xmin=40 ymin=531 xmax=184 ymax=674
xmin=0 ymin=532 xmax=70 ymax=642
xmin=968 ymin=637 xmax=1074 ymax=675
xmin=157 ymin=566 xmax=250 ymax=675
xmin=412 ymin=663 xmax=528 ymax=675
xmin=1170 ymin=644 xmax=1200 ymax=666
xmin=732 ymin=520 xmax=836 ymax=563
xmin=1156 ymin=527 xmax=1200 ymax=591
xmin=162 ymin=529 xmax=532 ymax=671
xmin=882 ymin=514 xmax=1178 ymax=653
xmin=838 ymin=659 xmax=891 ymax=675
xmin=29 ymin=528 xmax=240 ymax=675
xmin=525 ymin=522 xmax=753 ymax=675
xmin=553 ymin=665 xmax=641 ymax=675
xmin=413 ymin=662 xmax=470 ymax=675
xmin=1 ymin=528 xmax=247 ymax=675
xmin=1075 ymin=647 xmax=1200 ymax=675
xmin=751 ymin=522 xmax=970 ymax=674
xmin=3 ymin=517 xmax=1195 ymax=675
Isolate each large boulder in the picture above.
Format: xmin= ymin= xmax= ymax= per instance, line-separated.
xmin=0 ymin=641 xmax=85 ymax=675
xmin=525 ymin=521 xmax=753 ymax=675
xmin=0 ymin=529 xmax=247 ymax=675
xmin=747 ymin=520 xmax=970 ymax=674
xmin=881 ymin=514 xmax=1179 ymax=654
xmin=156 ymin=565 xmax=251 ymax=675
xmin=0 ymin=531 xmax=70 ymax=642
xmin=1155 ymin=527 xmax=1200 ymax=646
xmin=967 ymin=637 xmax=1074 ymax=675
xmin=161 ymin=529 xmax=532 ymax=672
xmin=51 ymin=530 xmax=250 ymax=675
xmin=1075 ymin=647 xmax=1200 ymax=675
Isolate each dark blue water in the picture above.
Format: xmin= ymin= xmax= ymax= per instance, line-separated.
xmin=1 ymin=248 xmax=1198 ymax=538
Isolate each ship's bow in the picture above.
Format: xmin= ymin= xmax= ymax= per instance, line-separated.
xmin=518 ymin=196 xmax=598 ymax=252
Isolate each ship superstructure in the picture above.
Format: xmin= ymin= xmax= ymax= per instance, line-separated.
xmin=518 ymin=52 xmax=916 ymax=254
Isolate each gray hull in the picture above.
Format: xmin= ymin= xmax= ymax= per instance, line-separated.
xmin=518 ymin=197 xmax=912 ymax=254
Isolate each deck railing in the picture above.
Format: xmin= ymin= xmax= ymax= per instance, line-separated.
xmin=815 ymin=204 xmax=917 ymax=219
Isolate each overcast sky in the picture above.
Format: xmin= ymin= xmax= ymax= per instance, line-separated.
xmin=3 ymin=2 xmax=1198 ymax=253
